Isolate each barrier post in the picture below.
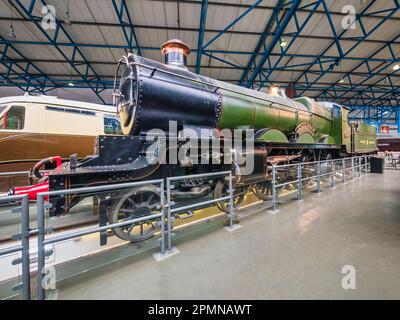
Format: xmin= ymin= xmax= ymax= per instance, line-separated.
xmin=330 ymin=160 xmax=334 ymax=188
xmin=297 ymin=163 xmax=302 ymax=200
xmin=272 ymin=165 xmax=277 ymax=211
xmin=364 ymin=155 xmax=368 ymax=173
xmin=166 ymin=181 xmax=173 ymax=253
xmin=317 ymin=161 xmax=321 ymax=193
xmin=351 ymin=157 xmax=354 ymax=180
xmin=160 ymin=180 xmax=165 ymax=255
xmin=341 ymin=158 xmax=346 ymax=183
xmin=228 ymin=172 xmax=234 ymax=227
xmin=36 ymin=194 xmax=45 ymax=300
xmin=20 ymin=195 xmax=31 ymax=300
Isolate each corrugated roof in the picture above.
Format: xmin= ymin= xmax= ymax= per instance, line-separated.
xmin=0 ymin=0 xmax=398 ymax=108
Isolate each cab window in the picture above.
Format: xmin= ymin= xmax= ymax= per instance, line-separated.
xmin=0 ymin=106 xmax=25 ymax=130
xmin=104 ymin=116 xmax=122 ymax=134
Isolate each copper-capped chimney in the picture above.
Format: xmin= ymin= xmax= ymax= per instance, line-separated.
xmin=161 ymin=39 xmax=190 ymax=68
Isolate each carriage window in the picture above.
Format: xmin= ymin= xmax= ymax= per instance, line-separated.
xmin=104 ymin=116 xmax=122 ymax=134
xmin=0 ymin=106 xmax=25 ymax=130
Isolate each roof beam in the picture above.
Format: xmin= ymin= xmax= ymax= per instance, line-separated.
xmin=1 ymin=38 xmax=399 ymax=65
xmin=249 ymin=0 xmax=318 ymax=89
xmin=202 ymin=0 xmax=263 ymax=50
xmin=149 ymin=0 xmax=400 ymax=22
xmin=239 ymin=0 xmax=284 ymax=85
xmin=12 ymin=0 xmax=107 ymax=103
xmin=335 ymin=34 xmax=400 ymax=106
xmin=195 ymin=0 xmax=208 ymax=74
xmin=294 ymin=0 xmax=400 ymax=97
xmin=0 ymin=35 xmax=57 ymax=93
xmin=111 ymin=0 xmax=142 ymax=56
xmin=245 ymin=0 xmax=302 ymax=87
xmin=1 ymin=17 xmax=399 ymax=45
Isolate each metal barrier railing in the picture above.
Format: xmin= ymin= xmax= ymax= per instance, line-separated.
xmin=0 ymin=194 xmax=30 ymax=300
xmin=165 ymin=171 xmax=234 ymax=253
xmin=0 ymin=171 xmax=30 ymax=177
xmin=35 ymin=179 xmax=165 ymax=300
xmin=0 ymin=156 xmax=371 ymax=300
xmin=271 ymin=155 xmax=369 ymax=211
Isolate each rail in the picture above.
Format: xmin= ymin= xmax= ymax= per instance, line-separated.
xmin=0 ymin=194 xmax=30 ymax=300
xmin=271 ymin=155 xmax=369 ymax=211
xmin=0 ymin=156 xmax=371 ymax=299
xmin=35 ymin=179 xmax=165 ymax=300
xmin=166 ymin=170 xmax=234 ymax=253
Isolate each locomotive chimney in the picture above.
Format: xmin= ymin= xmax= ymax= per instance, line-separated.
xmin=161 ymin=39 xmax=190 ymax=68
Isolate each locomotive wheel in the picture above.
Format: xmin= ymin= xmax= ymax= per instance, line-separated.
xmin=214 ymin=180 xmax=245 ymax=213
xmin=253 ymin=181 xmax=283 ymax=201
xmin=253 ymin=181 xmax=271 ymax=201
xmin=292 ymin=149 xmax=317 ymax=187
xmin=109 ymin=186 xmax=160 ymax=242
xmin=319 ymin=151 xmax=333 ymax=176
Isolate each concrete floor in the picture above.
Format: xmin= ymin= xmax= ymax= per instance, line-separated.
xmin=57 ymin=171 xmax=400 ymax=299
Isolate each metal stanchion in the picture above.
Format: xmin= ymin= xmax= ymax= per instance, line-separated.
xmin=317 ymin=161 xmax=321 ymax=193
xmin=166 ymin=182 xmax=173 ymax=254
xmin=357 ymin=157 xmax=360 ymax=177
xmin=342 ymin=158 xmax=346 ymax=183
xmin=364 ymin=155 xmax=368 ymax=173
xmin=297 ymin=163 xmax=302 ymax=200
xmin=330 ymin=160 xmax=334 ymax=188
xmin=228 ymin=172 xmax=234 ymax=227
xmin=351 ymin=157 xmax=354 ymax=180
xmin=272 ymin=165 xmax=277 ymax=211
xmin=20 ymin=195 xmax=31 ymax=300
xmin=159 ymin=180 xmax=165 ymax=255
xmin=36 ymin=194 xmax=45 ymax=300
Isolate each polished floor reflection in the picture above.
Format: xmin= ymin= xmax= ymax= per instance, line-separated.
xmin=57 ymin=170 xmax=400 ymax=299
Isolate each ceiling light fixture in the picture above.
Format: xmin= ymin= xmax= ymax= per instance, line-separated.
xmin=68 ymin=81 xmax=75 ymax=86
xmin=393 ymin=63 xmax=400 ymax=71
xmin=64 ymin=0 xmax=72 ymax=25
xmin=338 ymin=75 xmax=345 ymax=83
xmin=280 ymin=37 xmax=287 ymax=48
xmin=8 ymin=25 xmax=15 ymax=39
xmin=8 ymin=0 xmax=16 ymax=39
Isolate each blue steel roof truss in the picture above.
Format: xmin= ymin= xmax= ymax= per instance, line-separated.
xmin=0 ymin=0 xmax=397 ymax=124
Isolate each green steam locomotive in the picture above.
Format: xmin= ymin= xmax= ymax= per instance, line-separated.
xmin=14 ymin=39 xmax=378 ymax=243
xmin=117 ymin=39 xmax=377 ymax=159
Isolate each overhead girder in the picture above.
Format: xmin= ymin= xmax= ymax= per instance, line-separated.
xmin=11 ymin=0 xmax=107 ymax=103
xmin=111 ymin=0 xmax=142 ymax=56
xmin=294 ymin=0 xmax=400 ymax=97
xmin=0 ymin=0 xmax=397 ymax=110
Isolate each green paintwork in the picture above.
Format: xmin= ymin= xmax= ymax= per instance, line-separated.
xmin=258 ymin=129 xmax=288 ymax=143
xmin=318 ymin=135 xmax=336 ymax=145
xmin=212 ymin=78 xmax=375 ymax=152
xmin=297 ymin=133 xmax=315 ymax=143
xmin=330 ymin=105 xmax=342 ymax=147
xmin=341 ymin=108 xmax=352 ymax=153
xmin=353 ymin=122 xmax=378 ymax=154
